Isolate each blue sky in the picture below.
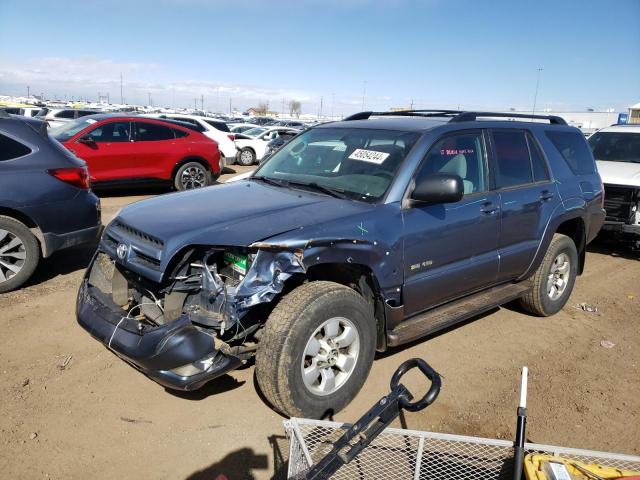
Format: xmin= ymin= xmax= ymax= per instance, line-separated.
xmin=0 ymin=0 xmax=638 ymax=114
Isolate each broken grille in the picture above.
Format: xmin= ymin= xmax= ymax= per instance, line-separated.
xmin=603 ymin=185 xmax=637 ymax=222
xmin=285 ymin=418 xmax=640 ymax=479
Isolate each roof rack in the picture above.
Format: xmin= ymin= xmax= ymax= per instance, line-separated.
xmin=343 ymin=110 xmax=462 ymax=121
xmin=343 ymin=109 xmax=567 ymax=125
xmin=450 ymin=111 xmax=567 ymax=125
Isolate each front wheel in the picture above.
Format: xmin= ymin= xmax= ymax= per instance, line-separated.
xmin=519 ymin=233 xmax=578 ymax=316
xmin=174 ymin=162 xmax=212 ymax=191
xmin=255 ymin=281 xmax=376 ymax=418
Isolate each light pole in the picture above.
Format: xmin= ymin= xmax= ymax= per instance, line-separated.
xmin=532 ymin=68 xmax=543 ymax=116
xmin=361 ymin=80 xmax=367 ymax=111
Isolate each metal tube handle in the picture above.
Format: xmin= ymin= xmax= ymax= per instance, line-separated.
xmin=390 ymin=358 xmax=442 ymax=412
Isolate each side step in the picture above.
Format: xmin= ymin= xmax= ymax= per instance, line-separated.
xmin=387 ymin=282 xmax=531 ymax=347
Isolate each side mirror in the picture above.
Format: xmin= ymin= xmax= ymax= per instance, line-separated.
xmin=410 ymin=173 xmax=464 ymax=204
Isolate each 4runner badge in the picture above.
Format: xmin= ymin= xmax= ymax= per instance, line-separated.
xmin=116 ymin=243 xmax=128 ymax=260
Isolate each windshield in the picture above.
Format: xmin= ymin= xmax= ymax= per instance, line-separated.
xmin=243 ymin=127 xmax=267 ymax=137
xmin=254 ymin=127 xmax=420 ymax=202
xmin=588 ymin=131 xmax=640 ymax=164
xmin=49 ymin=117 xmax=97 ymax=142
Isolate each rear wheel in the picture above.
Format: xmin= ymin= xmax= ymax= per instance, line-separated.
xmin=174 ymin=161 xmax=212 ymax=191
xmin=238 ymin=148 xmax=256 ymax=166
xmin=519 ymin=233 xmax=578 ymax=316
xmin=0 ymin=217 xmax=40 ymax=293
xmin=256 ymin=281 xmax=376 ymax=418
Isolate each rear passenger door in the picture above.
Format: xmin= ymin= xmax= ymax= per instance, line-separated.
xmin=131 ymin=121 xmax=178 ymax=179
xmin=402 ymin=130 xmax=500 ymax=315
xmin=488 ymin=129 xmax=560 ymax=280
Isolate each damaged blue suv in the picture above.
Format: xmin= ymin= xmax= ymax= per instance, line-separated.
xmin=77 ymin=110 xmax=604 ymax=418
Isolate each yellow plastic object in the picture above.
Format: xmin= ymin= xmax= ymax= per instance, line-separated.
xmin=524 ymin=453 xmax=640 ymax=479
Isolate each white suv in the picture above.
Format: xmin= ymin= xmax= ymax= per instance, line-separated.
xmin=35 ymin=108 xmax=102 ymax=128
xmin=588 ymin=124 xmax=640 ymax=247
xmin=145 ymin=113 xmax=236 ymax=167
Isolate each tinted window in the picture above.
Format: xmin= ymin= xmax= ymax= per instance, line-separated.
xmin=56 ymin=110 xmax=76 ymax=119
xmin=170 ymin=117 xmax=198 ymax=126
xmin=588 ymin=132 xmax=640 ymax=164
xmin=135 ymin=122 xmax=175 ymax=141
xmin=204 ymin=119 xmax=230 ymax=132
xmin=173 ymin=129 xmax=189 ymax=138
xmin=86 ymin=122 xmax=130 ymax=142
xmin=492 ymin=130 xmax=533 ymax=188
xmin=79 ymin=111 xmax=99 ymax=117
xmin=546 ymin=130 xmax=595 ymax=174
xmin=35 ymin=108 xmax=50 ymax=117
xmin=0 ymin=133 xmax=32 ymax=160
xmin=419 ymin=132 xmax=486 ymax=194
xmin=527 ymin=134 xmax=550 ymax=182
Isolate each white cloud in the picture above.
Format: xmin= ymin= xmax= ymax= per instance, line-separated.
xmin=0 ymin=55 xmax=318 ymax=110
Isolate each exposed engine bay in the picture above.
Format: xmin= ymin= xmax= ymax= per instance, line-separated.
xmin=87 ymin=247 xmax=306 ymax=354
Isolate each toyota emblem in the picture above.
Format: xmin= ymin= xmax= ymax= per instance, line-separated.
xmin=116 ymin=243 xmax=128 ymax=260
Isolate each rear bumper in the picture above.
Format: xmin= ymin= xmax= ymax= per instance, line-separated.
xmin=43 ymin=224 xmax=102 ymax=255
xmin=76 ymin=279 xmax=242 ymax=391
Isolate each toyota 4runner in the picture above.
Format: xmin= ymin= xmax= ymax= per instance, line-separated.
xmin=77 ymin=110 xmax=605 ymax=418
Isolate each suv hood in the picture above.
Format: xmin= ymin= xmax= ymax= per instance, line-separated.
xmin=597 ymin=160 xmax=640 ymax=188
xmin=115 ymin=179 xmax=372 ymax=252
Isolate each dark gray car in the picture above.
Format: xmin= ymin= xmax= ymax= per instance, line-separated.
xmin=0 ymin=111 xmax=101 ymax=293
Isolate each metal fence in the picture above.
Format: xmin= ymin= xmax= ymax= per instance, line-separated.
xmin=285 ymin=418 xmax=640 ymax=479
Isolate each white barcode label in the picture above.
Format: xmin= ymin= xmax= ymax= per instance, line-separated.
xmin=348 ymin=148 xmax=390 ymax=164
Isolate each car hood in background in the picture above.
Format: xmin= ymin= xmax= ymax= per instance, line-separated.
xmin=596 ymin=160 xmax=640 ymax=188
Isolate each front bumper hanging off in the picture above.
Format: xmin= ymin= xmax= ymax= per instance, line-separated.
xmin=76 ymin=280 xmax=242 ymax=391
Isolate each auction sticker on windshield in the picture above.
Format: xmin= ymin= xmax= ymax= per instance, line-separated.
xmin=348 ymin=148 xmax=390 ymax=164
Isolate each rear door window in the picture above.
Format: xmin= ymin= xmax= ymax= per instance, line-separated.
xmin=527 ymin=134 xmax=550 ymax=182
xmin=55 ymin=110 xmax=76 ymax=119
xmin=135 ymin=122 xmax=175 ymax=141
xmin=546 ymin=130 xmax=595 ymax=174
xmin=0 ymin=133 xmax=32 ymax=160
xmin=491 ymin=130 xmax=534 ymax=188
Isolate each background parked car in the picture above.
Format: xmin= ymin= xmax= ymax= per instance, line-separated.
xmin=588 ymin=124 xmax=640 ymax=247
xmin=1 ymin=107 xmax=42 ymax=117
xmin=0 ymin=111 xmax=101 ymax=293
xmin=145 ymin=113 xmax=236 ymax=168
xmin=229 ymin=123 xmax=260 ymax=134
xmin=35 ymin=108 xmax=102 ymax=128
xmin=50 ymin=114 xmax=222 ymax=190
xmin=233 ymin=126 xmax=300 ymax=165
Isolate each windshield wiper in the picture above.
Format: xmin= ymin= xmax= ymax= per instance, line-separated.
xmin=251 ymin=176 xmax=290 ymax=188
xmin=287 ymin=180 xmax=349 ymax=199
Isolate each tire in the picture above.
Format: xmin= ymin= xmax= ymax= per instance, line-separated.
xmin=173 ymin=161 xmax=212 ymax=191
xmin=519 ymin=233 xmax=578 ymax=316
xmin=237 ymin=148 xmax=256 ymax=166
xmin=256 ymin=281 xmax=376 ymax=418
xmin=0 ymin=216 xmax=40 ymax=294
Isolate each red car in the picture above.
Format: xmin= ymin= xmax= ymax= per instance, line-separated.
xmin=50 ymin=114 xmax=221 ymax=190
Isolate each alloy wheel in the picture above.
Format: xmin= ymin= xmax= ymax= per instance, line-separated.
xmin=547 ymin=252 xmax=570 ymax=301
xmin=181 ymin=166 xmax=207 ymax=189
xmin=301 ymin=317 xmax=360 ymax=396
xmin=0 ymin=229 xmax=26 ymax=284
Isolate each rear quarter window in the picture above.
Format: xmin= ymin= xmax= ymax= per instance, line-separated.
xmin=0 ymin=133 xmax=32 ymax=161
xmin=545 ymin=130 xmax=595 ymax=175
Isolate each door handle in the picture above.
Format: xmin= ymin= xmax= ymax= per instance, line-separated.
xmin=539 ymin=190 xmax=554 ymax=201
xmin=480 ymin=202 xmax=498 ymax=215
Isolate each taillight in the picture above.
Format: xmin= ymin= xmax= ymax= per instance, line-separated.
xmin=47 ymin=167 xmax=90 ymax=189
xmin=227 ymin=134 xmax=235 ymax=141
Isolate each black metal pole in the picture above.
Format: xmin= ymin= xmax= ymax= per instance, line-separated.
xmin=513 ymin=367 xmax=528 ymax=480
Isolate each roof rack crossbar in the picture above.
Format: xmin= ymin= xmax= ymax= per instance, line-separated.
xmin=450 ymin=111 xmax=567 ymax=125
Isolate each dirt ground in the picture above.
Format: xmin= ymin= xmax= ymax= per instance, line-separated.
xmin=1 ymin=166 xmax=639 ymax=479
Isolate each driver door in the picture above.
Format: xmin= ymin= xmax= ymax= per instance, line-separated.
xmin=401 ymin=130 xmax=500 ymax=315
xmin=73 ymin=120 xmax=133 ymax=182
